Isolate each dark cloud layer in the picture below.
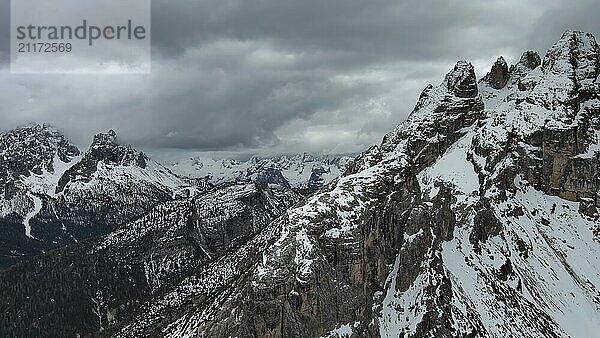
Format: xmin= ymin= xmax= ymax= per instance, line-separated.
xmin=528 ymin=0 xmax=600 ymax=53
xmin=0 ymin=0 xmax=597 ymax=156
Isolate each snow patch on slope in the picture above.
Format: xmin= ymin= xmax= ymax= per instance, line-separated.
xmin=439 ymin=176 xmax=600 ymax=338
xmin=320 ymin=321 xmax=359 ymax=338
xmin=22 ymin=194 xmax=42 ymax=238
xmin=379 ymin=255 xmax=425 ymax=338
xmin=418 ymin=130 xmax=479 ymax=198
xmin=22 ymin=154 xmax=81 ymax=197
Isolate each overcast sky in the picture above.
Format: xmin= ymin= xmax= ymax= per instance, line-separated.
xmin=0 ymin=0 xmax=599 ymax=159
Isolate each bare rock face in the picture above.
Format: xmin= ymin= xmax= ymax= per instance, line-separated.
xmin=485 ymin=56 xmax=510 ymax=89
xmin=523 ymin=127 xmax=597 ymax=202
xmin=445 ymin=60 xmax=480 ymax=98
xmin=518 ymin=50 xmax=541 ymax=71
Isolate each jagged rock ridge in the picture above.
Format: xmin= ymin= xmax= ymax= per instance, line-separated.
xmin=483 ymin=56 xmax=510 ymax=89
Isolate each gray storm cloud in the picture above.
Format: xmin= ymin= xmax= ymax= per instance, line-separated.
xmin=0 ymin=0 xmax=598 ymax=156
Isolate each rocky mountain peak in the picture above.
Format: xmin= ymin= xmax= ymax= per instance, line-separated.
xmin=86 ymin=130 xmax=147 ymax=168
xmin=444 ymin=60 xmax=478 ymax=98
xmin=485 ymin=56 xmax=510 ymax=90
xmin=0 ymin=124 xmax=80 ymax=181
xmin=92 ymin=129 xmax=118 ymax=147
xmin=542 ymin=30 xmax=599 ymax=81
xmin=509 ymin=50 xmax=541 ymax=87
xmin=352 ymin=61 xmax=484 ymax=174
xmin=518 ymin=50 xmax=541 ymax=70
xmin=56 ymin=130 xmax=148 ymax=193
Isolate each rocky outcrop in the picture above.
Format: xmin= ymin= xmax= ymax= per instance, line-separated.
xmin=446 ymin=60 xmax=480 ymax=98
xmin=484 ymin=57 xmax=510 ymax=89
xmin=469 ymin=199 xmax=503 ymax=253
xmin=56 ymin=130 xmax=149 ymax=194
xmin=512 ymin=50 xmax=542 ymax=88
xmin=519 ymin=126 xmax=597 ymax=202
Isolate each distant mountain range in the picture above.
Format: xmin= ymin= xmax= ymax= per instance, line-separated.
xmin=169 ymin=154 xmax=353 ymax=194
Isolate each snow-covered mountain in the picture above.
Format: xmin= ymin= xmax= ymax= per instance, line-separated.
xmin=0 ymin=125 xmax=201 ymax=268
xmin=170 ymin=154 xmax=353 ymax=193
xmin=1 ymin=30 xmax=600 ymax=338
